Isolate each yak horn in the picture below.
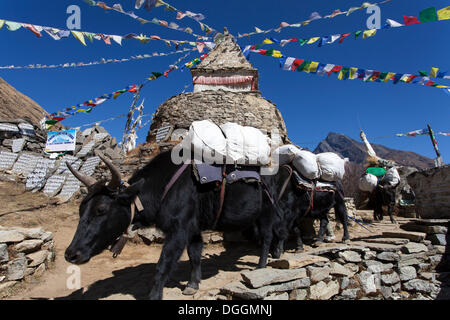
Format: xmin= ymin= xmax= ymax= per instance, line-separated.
xmin=66 ymin=162 xmax=97 ymax=187
xmin=97 ymin=153 xmax=122 ymax=189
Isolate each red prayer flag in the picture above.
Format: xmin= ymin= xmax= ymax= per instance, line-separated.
xmin=403 ymin=16 xmax=420 ymax=25
xmin=24 ymin=24 xmax=42 ymax=38
xmin=291 ymin=59 xmax=304 ymax=72
xmin=425 ymin=80 xmax=435 ymax=86
xmin=339 ymin=33 xmax=352 ymax=44
xmin=327 ymin=65 xmax=342 ymax=76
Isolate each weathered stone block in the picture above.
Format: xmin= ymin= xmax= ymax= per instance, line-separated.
xmin=241 ymin=268 xmax=307 ymax=289
xmin=381 ymin=272 xmax=401 ymax=285
xmin=329 ymin=262 xmax=355 ymax=277
xmin=358 ymin=271 xmax=377 ymax=294
xmin=377 ymin=252 xmax=400 ymax=262
xmin=0 ymin=230 xmax=25 ymax=243
xmin=398 ymin=266 xmax=417 ymax=281
xmin=309 ymin=280 xmax=340 ymax=300
xmin=26 ymin=250 xmax=48 ymax=267
xmin=382 ymin=231 xmax=426 ymax=243
xmin=6 ymin=257 xmax=27 ymax=281
xmin=290 ymin=288 xmax=307 ymax=300
xmin=402 ymin=279 xmax=434 ymax=293
xmin=14 ymin=239 xmax=43 ymax=253
xmin=307 ymin=266 xmax=331 ymax=283
xmin=268 ymin=254 xmax=329 ymax=269
xmin=0 ymin=243 xmax=8 ymax=262
xmin=338 ymin=251 xmax=362 ymax=263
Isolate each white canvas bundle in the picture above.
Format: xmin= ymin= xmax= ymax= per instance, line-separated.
xmin=383 ymin=167 xmax=401 ymax=187
xmin=220 ymin=123 xmax=271 ymax=165
xmin=273 ymin=144 xmax=299 ymax=165
xmin=359 ymin=173 xmax=378 ymax=192
xmin=240 ymin=126 xmax=271 ymax=165
xmin=188 ymin=120 xmax=227 ymax=163
xmin=316 ymin=152 xmax=346 ymax=182
xmin=292 ymin=149 xmax=321 ymax=180
xmin=220 ymin=122 xmax=245 ymax=162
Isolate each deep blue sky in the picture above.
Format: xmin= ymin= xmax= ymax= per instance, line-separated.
xmin=1 ymin=0 xmax=449 ymax=163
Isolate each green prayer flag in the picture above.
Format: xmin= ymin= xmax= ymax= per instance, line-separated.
xmin=297 ymin=60 xmax=309 ymax=71
xmin=418 ymin=70 xmax=428 ymax=76
xmin=355 ymin=30 xmax=362 ymax=39
xmin=419 ymin=7 xmax=438 ymax=22
xmin=299 ymin=39 xmax=308 ymax=46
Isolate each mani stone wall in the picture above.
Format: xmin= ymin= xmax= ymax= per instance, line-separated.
xmin=407 ymin=165 xmax=450 ymax=219
xmin=146 ymin=90 xmax=288 ymax=143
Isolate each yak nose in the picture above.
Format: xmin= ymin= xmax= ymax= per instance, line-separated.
xmin=65 ymin=248 xmax=82 ymax=264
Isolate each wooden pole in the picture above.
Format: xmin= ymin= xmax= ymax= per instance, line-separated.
xmin=427 ymin=124 xmax=444 ymax=167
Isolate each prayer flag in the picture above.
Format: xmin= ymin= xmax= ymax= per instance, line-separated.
xmin=307 ymin=37 xmax=320 ymax=44
xmin=403 ymin=16 xmax=420 ymax=25
xmin=291 ymin=59 xmax=304 ymax=72
xmin=419 ymin=7 xmax=438 ymax=22
xmin=363 ymin=29 xmax=377 ymax=39
xmin=437 ymin=6 xmax=450 ymax=20
xmin=71 ymin=31 xmax=87 ymax=46
xmin=355 ymin=31 xmax=363 ymax=39
xmin=386 ymin=19 xmax=403 ymax=27
xmin=339 ymin=33 xmax=352 ymax=43
xmin=430 ymin=68 xmax=439 ymax=78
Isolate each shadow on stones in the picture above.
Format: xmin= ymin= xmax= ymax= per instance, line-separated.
xmin=36 ymin=242 xmax=261 ymax=300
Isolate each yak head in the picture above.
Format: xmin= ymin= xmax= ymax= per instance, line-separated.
xmin=65 ymin=154 xmax=137 ymax=264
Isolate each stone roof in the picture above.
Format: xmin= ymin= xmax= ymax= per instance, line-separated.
xmin=192 ymin=34 xmax=256 ymax=72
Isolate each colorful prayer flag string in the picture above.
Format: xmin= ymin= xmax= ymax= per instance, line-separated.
xmin=247 ymin=5 xmax=450 ymax=62
xmin=0 ymin=47 xmax=198 ymax=70
xmin=248 ymin=48 xmax=450 ymax=93
xmin=0 ymin=17 xmax=208 ymax=48
xmin=237 ymin=0 xmax=394 ymax=39
xmin=132 ymin=0 xmax=216 ymax=37
xmin=83 ymin=0 xmax=213 ymax=40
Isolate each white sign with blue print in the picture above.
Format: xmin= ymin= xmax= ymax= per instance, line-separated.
xmin=45 ymin=129 xmax=77 ymax=152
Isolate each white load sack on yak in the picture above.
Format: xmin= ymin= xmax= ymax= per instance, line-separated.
xmin=383 ymin=167 xmax=401 ymax=187
xmin=316 ymin=152 xmax=347 ymax=182
xmin=188 ymin=120 xmax=227 ymax=163
xmin=273 ymin=144 xmax=298 ymax=165
xmin=292 ymin=149 xmax=321 ymax=180
xmin=220 ymin=122 xmax=271 ymax=165
xmin=359 ymin=173 xmax=378 ymax=192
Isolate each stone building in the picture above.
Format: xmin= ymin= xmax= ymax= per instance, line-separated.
xmin=146 ymin=32 xmax=288 ymax=143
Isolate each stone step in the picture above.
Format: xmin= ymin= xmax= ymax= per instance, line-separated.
xmin=268 ymin=254 xmax=329 ymax=270
xmin=382 ymin=231 xmax=427 ymax=243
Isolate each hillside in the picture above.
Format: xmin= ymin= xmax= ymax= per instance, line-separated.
xmin=0 ymin=77 xmax=48 ymax=127
xmin=314 ymin=132 xmax=434 ymax=169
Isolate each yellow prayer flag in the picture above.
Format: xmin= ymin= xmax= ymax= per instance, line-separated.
xmin=307 ymin=37 xmax=320 ymax=44
xmin=262 ymin=39 xmax=274 ymax=45
xmin=309 ymin=62 xmax=319 ymax=73
xmin=71 ymin=31 xmax=87 ymax=46
xmin=337 ymin=70 xmax=345 ymax=80
xmin=437 ymin=6 xmax=450 ymax=20
xmin=430 ymin=67 xmax=439 ymax=78
xmin=301 ymin=21 xmax=311 ymax=26
xmin=360 ymin=2 xmax=373 ymax=9
xmin=271 ymin=50 xmax=283 ymax=58
xmin=385 ymin=72 xmax=396 ymax=82
xmin=349 ymin=67 xmax=358 ymax=79
xmin=0 ymin=20 xmax=4 ymax=30
xmin=255 ymin=27 xmax=264 ymax=33
xmin=363 ymin=29 xmax=377 ymax=39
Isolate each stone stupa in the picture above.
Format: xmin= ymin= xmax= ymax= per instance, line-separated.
xmin=146 ymin=30 xmax=288 ymax=143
